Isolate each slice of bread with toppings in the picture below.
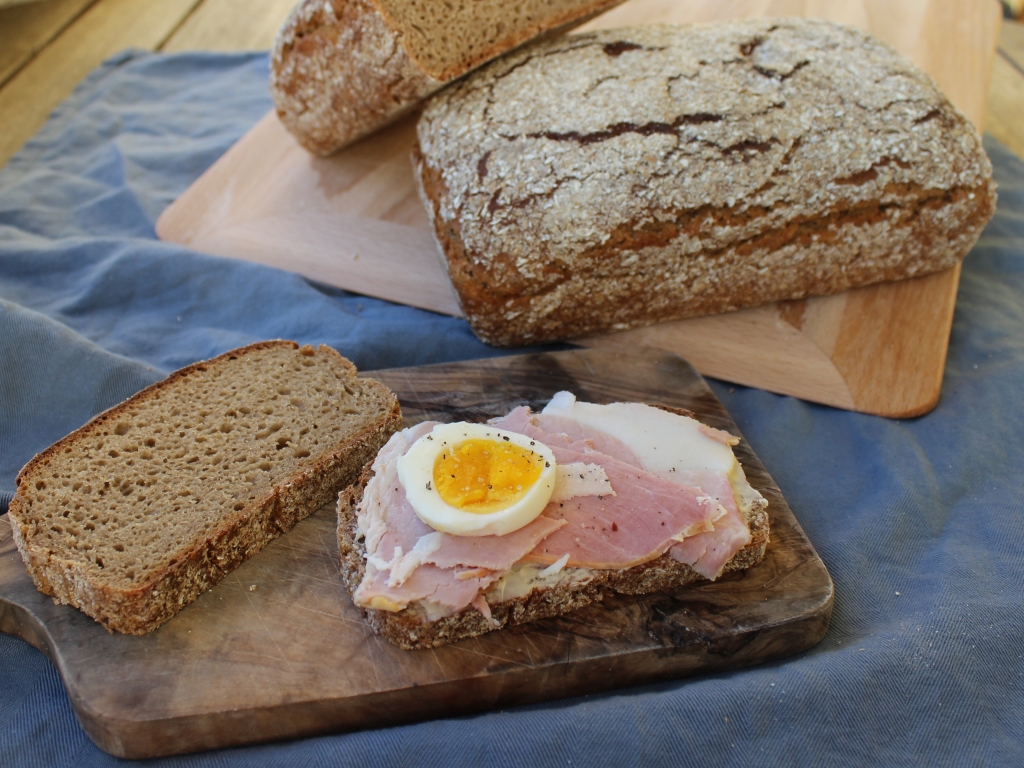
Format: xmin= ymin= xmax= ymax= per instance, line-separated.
xmin=8 ymin=341 xmax=400 ymax=635
xmin=338 ymin=397 xmax=769 ymax=650
xmin=338 ymin=475 xmax=769 ymax=650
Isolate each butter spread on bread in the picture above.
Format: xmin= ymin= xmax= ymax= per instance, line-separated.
xmin=338 ymin=393 xmax=769 ymax=649
xmin=8 ymin=341 xmax=400 ymax=635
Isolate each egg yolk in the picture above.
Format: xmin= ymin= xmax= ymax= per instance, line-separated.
xmin=433 ymin=439 xmax=545 ymax=514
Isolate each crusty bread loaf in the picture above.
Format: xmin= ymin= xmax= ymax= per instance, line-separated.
xmin=269 ymin=0 xmax=624 ymax=155
xmin=337 ymin=417 xmax=770 ymax=651
xmin=413 ymin=19 xmax=998 ymax=347
xmin=7 ymin=341 xmax=400 ymax=635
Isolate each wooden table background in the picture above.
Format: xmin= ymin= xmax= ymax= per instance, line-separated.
xmin=2 ymin=0 xmax=1023 ymax=171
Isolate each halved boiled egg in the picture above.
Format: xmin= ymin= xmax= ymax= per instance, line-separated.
xmin=397 ymin=422 xmax=557 ymax=537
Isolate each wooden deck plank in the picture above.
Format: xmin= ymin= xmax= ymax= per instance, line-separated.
xmin=0 ymin=0 xmax=202 ymax=167
xmin=160 ymin=0 xmax=296 ymax=52
xmin=0 ymin=0 xmax=98 ymax=88
xmin=999 ymin=19 xmax=1024 ymax=72
xmin=986 ymin=52 xmax=1024 ymax=161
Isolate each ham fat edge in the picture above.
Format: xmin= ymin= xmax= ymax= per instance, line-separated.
xmin=352 ymin=401 xmax=761 ymax=618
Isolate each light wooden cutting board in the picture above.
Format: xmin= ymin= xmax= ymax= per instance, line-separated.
xmin=155 ymin=0 xmax=1002 ymax=418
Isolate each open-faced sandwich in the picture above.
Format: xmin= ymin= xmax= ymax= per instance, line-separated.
xmin=338 ymin=392 xmax=770 ymax=649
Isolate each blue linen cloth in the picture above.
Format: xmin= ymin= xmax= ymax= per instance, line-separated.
xmin=1 ymin=50 xmax=1022 ymax=767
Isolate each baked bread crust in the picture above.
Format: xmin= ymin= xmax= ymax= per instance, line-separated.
xmin=269 ymin=0 xmax=625 ymax=156
xmin=270 ymin=0 xmax=442 ymax=156
xmin=413 ymin=20 xmax=998 ymax=347
xmin=8 ymin=341 xmax=401 ymax=635
xmin=337 ymin=434 xmax=770 ymax=651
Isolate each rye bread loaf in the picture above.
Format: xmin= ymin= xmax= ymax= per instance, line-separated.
xmin=413 ymin=19 xmax=998 ymax=347
xmin=7 ymin=341 xmax=400 ymax=635
xmin=337 ymin=409 xmax=770 ymax=651
xmin=270 ymin=0 xmax=624 ymax=155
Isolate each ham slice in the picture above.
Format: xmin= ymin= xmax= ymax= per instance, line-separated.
xmin=523 ymin=443 xmax=722 ymax=569
xmin=491 ymin=409 xmax=639 ymax=465
xmin=495 ymin=408 xmax=753 ymax=578
xmin=532 ymin=413 xmax=641 ymax=465
xmin=355 ymin=561 xmax=501 ymax=613
xmin=669 ymin=505 xmax=751 ymax=580
xmin=357 ymin=423 xmax=435 ymax=572
xmin=666 ymin=469 xmax=752 ymax=579
xmin=424 ymin=517 xmax=565 ymax=570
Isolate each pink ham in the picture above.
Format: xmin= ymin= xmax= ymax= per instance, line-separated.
xmin=523 ymin=443 xmax=721 ymax=569
xmin=669 ymin=507 xmax=751 ymax=579
xmin=357 ymin=422 xmax=437 ymax=565
xmin=532 ymin=413 xmax=641 ymax=464
xmin=425 ymin=516 xmax=566 ymax=570
xmin=491 ymin=409 xmax=640 ymax=465
xmin=489 ymin=405 xmax=532 ymax=433
xmin=667 ymin=469 xmax=751 ymax=579
xmin=358 ymin=430 xmax=433 ymax=564
xmin=354 ymin=562 xmax=501 ymax=613
xmin=498 ymin=409 xmax=753 ymax=580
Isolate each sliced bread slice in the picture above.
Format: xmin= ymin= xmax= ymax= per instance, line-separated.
xmin=8 ymin=341 xmax=400 ymax=635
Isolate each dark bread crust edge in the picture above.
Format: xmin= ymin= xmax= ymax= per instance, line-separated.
xmin=337 ymin=440 xmax=770 ymax=651
xmin=8 ymin=341 xmax=402 ymax=635
xmin=414 ymin=141 xmax=996 ymax=348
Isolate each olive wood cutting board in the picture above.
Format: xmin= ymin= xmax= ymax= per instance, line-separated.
xmin=0 ymin=347 xmax=832 ymax=759
xmin=154 ymin=0 xmax=1002 ymax=418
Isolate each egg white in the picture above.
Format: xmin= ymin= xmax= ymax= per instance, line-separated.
xmin=397 ymin=422 xmax=557 ymax=537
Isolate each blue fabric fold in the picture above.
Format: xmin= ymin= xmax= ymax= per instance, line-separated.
xmin=0 ymin=50 xmax=1021 ymax=767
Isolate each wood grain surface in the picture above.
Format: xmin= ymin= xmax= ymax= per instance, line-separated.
xmin=0 ymin=0 xmax=296 ymax=167
xmin=0 ymin=0 xmax=96 ymax=87
xmin=1004 ymin=15 xmax=1024 ymax=70
xmin=160 ymin=0 xmax=297 ymax=53
xmin=0 ymin=347 xmax=832 ymax=759
xmin=988 ymin=20 xmax=1024 ymax=160
xmin=154 ymin=0 xmax=1001 ymax=418
xmin=0 ymin=0 xmax=203 ymax=165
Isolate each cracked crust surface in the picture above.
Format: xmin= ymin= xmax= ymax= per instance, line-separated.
xmin=8 ymin=341 xmax=401 ymax=635
xmin=337 ymin=443 xmax=770 ymax=651
xmin=270 ymin=0 xmax=624 ymax=156
xmin=414 ymin=20 xmax=998 ymax=347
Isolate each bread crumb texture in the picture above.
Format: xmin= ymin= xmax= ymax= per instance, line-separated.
xmin=414 ymin=20 xmax=997 ymax=347
xmin=270 ymin=0 xmax=622 ymax=155
xmin=374 ymin=0 xmax=622 ymax=80
xmin=8 ymin=341 xmax=400 ymax=634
